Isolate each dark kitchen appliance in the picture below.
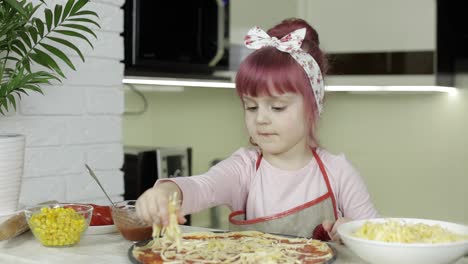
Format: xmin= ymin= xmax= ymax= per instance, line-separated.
xmin=122 ymin=146 xmax=192 ymax=224
xmin=123 ymin=0 xmax=230 ymax=77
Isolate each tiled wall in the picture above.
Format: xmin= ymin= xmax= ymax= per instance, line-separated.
xmin=0 ymin=0 xmax=125 ymax=206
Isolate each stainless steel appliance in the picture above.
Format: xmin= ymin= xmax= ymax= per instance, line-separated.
xmin=122 ymin=146 xmax=192 ymax=225
xmin=122 ymin=146 xmax=192 ymax=200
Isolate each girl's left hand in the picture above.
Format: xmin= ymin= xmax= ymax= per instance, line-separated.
xmin=322 ymin=217 xmax=351 ymax=243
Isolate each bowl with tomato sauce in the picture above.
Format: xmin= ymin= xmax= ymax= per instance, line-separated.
xmin=85 ymin=204 xmax=117 ymax=235
xmin=111 ymin=200 xmax=152 ymax=241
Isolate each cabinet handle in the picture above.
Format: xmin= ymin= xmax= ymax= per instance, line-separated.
xmin=131 ymin=0 xmax=137 ymax=65
xmin=208 ymin=0 xmax=225 ymax=67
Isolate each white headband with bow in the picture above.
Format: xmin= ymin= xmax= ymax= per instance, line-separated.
xmin=244 ymin=26 xmax=324 ymax=114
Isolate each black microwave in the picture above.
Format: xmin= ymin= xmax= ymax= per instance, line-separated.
xmin=123 ymin=0 xmax=230 ymax=77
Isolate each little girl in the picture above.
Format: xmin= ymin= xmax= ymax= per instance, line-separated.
xmin=135 ymin=18 xmax=378 ymax=241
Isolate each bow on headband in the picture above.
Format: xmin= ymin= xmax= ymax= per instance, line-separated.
xmin=244 ymin=26 xmax=325 ymax=115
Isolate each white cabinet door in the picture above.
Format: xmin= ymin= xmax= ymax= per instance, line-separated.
xmin=297 ymin=0 xmax=435 ymax=53
xmin=230 ymin=0 xmax=300 ymax=44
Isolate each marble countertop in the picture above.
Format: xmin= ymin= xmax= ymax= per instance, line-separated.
xmin=0 ymin=225 xmax=467 ymax=264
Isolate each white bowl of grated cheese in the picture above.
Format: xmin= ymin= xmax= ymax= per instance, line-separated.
xmin=337 ymin=218 xmax=468 ymax=264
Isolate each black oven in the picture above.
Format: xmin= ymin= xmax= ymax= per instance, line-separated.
xmin=123 ymin=0 xmax=230 ymax=77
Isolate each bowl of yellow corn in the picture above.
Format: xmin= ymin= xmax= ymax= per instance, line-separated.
xmin=337 ymin=218 xmax=468 ymax=264
xmin=24 ymin=203 xmax=93 ymax=247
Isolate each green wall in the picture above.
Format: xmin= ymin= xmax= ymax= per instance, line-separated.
xmin=123 ymin=85 xmax=468 ymax=227
xmin=123 ymin=87 xmax=248 ymax=175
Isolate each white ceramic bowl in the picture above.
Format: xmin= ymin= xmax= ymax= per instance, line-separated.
xmin=338 ymin=218 xmax=468 ymax=264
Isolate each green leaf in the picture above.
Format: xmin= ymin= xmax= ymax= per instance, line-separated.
xmin=0 ymin=84 xmax=7 ymax=96
xmin=0 ymin=100 xmax=7 ymax=114
xmin=30 ymin=48 xmax=65 ymax=78
xmin=23 ymin=84 xmax=44 ymax=94
xmin=0 ymin=22 xmax=21 ymax=37
xmin=21 ymin=72 xmax=52 ymax=86
xmin=6 ymin=94 xmax=16 ymax=111
xmin=39 ymin=43 xmax=76 ymax=70
xmin=10 ymin=45 xmax=25 ymax=57
xmin=54 ymin=29 xmax=93 ymax=48
xmin=15 ymin=88 xmax=28 ymax=96
xmin=34 ymin=18 xmax=45 ymax=37
xmin=29 ymin=74 xmax=59 ymax=84
xmin=6 ymin=75 xmax=21 ymax=92
xmin=18 ymin=31 xmax=31 ymax=48
xmin=45 ymin=9 xmax=53 ymax=31
xmin=62 ymin=0 xmax=75 ymax=21
xmin=70 ymin=0 xmax=89 ymax=16
xmin=71 ymin=10 xmax=98 ymax=18
xmin=12 ymin=40 xmax=28 ymax=55
xmin=67 ymin=18 xmax=100 ymax=28
xmin=4 ymin=0 xmax=27 ymax=17
xmin=46 ymin=36 xmax=84 ymax=61
xmin=21 ymin=60 xmax=32 ymax=73
xmin=61 ymin=23 xmax=97 ymax=38
xmin=0 ymin=106 xmax=8 ymax=115
xmin=35 ymin=71 xmax=60 ymax=82
xmin=54 ymin=5 xmax=63 ymax=27
xmin=3 ymin=56 xmax=20 ymax=62
xmin=27 ymin=26 xmax=38 ymax=44
xmin=28 ymin=78 xmax=51 ymax=84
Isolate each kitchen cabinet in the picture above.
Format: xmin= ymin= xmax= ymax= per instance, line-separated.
xmin=230 ymin=0 xmax=301 ymax=44
xmin=230 ymin=0 xmax=435 ymax=52
xmin=226 ymin=0 xmax=449 ymax=87
xmin=296 ymin=0 xmax=435 ymax=53
xmin=125 ymin=0 xmax=462 ymax=88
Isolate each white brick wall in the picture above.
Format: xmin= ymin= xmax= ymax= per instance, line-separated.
xmin=0 ymin=0 xmax=125 ymax=206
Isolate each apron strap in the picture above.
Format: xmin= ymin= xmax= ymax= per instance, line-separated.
xmin=255 ymin=153 xmax=263 ymax=171
xmin=312 ymin=148 xmax=339 ymax=220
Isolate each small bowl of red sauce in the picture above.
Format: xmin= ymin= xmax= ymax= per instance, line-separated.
xmin=111 ymin=200 xmax=152 ymax=241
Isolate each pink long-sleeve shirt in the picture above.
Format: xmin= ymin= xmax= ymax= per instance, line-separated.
xmin=159 ymin=147 xmax=378 ymax=220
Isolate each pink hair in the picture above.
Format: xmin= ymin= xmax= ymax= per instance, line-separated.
xmin=235 ymin=18 xmax=328 ymax=147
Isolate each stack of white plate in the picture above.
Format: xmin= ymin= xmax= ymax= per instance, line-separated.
xmin=0 ymin=134 xmax=25 ymax=215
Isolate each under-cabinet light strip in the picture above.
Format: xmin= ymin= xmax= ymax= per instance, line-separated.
xmin=123 ymin=78 xmax=235 ymax=88
xmin=326 ymin=86 xmax=458 ymax=95
xmin=122 ymin=78 xmax=458 ymax=94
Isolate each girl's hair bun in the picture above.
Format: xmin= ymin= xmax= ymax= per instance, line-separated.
xmin=267 ymin=18 xmax=328 ymax=75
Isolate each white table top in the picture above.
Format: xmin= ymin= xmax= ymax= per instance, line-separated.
xmin=1 ymin=225 xmax=467 ymax=264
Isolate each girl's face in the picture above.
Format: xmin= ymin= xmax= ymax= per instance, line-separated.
xmin=242 ymin=92 xmax=308 ymax=156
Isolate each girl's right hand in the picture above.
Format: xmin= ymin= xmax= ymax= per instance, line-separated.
xmin=135 ymin=181 xmax=186 ymax=226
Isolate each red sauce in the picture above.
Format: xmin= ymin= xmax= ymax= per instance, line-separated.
xmin=138 ymin=249 xmax=163 ymax=264
xmin=116 ymin=225 xmax=152 ymax=241
xmin=298 ymin=244 xmax=329 ymax=256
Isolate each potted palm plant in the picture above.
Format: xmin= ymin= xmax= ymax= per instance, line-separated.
xmin=0 ymin=0 xmax=100 ymax=214
xmin=0 ymin=0 xmax=100 ymax=113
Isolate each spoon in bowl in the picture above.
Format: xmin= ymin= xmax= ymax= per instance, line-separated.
xmin=85 ymin=164 xmax=115 ymax=206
